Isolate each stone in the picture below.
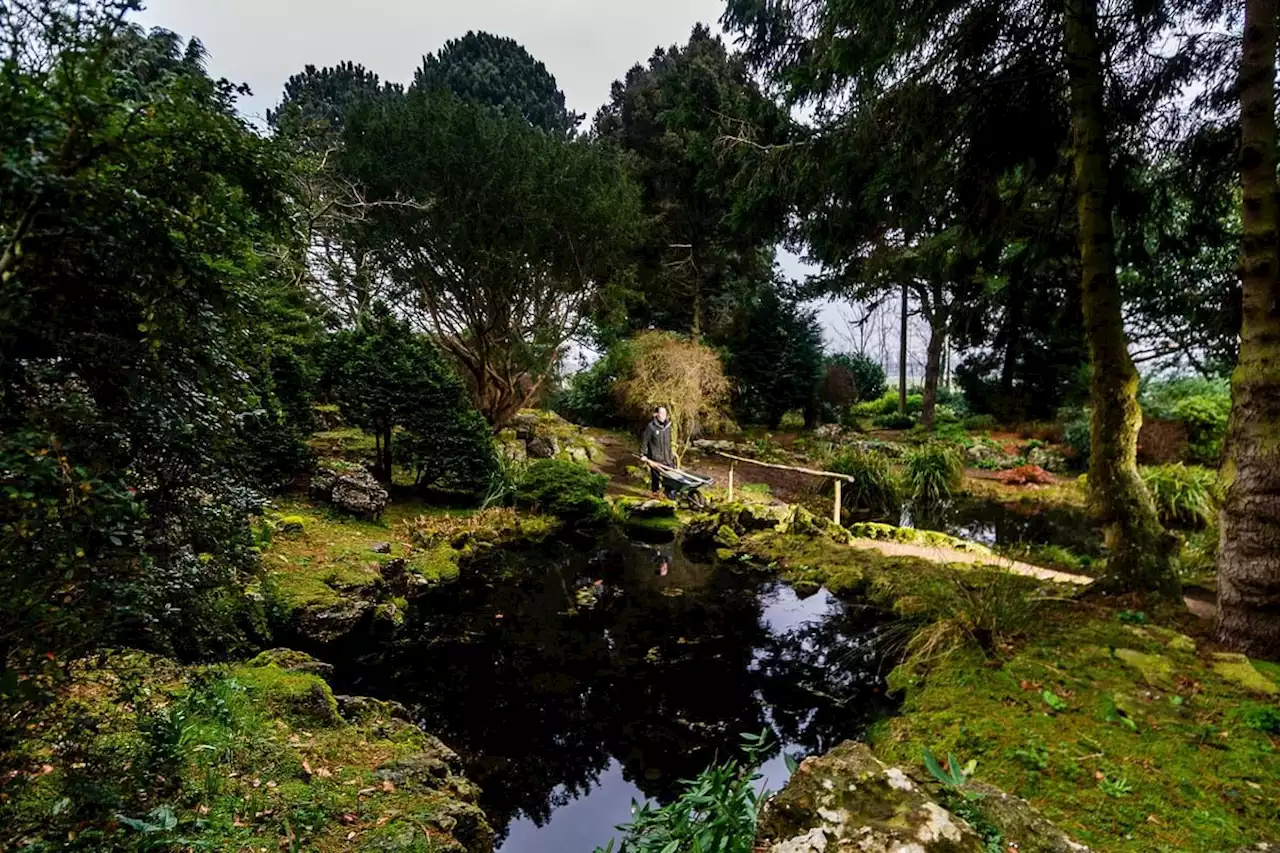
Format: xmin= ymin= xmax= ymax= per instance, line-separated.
xmin=373 ymin=600 xmax=405 ymax=628
xmin=247 ymin=648 xmax=335 ymax=682
xmin=565 ymin=445 xmax=591 ymax=465
xmin=964 ymin=780 xmax=1093 ymax=853
xmin=424 ymin=799 xmax=496 ymax=853
xmin=1167 ymin=633 xmax=1198 ymax=654
xmin=496 ymin=428 xmax=527 ymax=463
xmin=276 ymin=515 xmax=306 ymax=537
xmin=812 ymin=424 xmax=845 ymax=442
xmin=310 ymin=465 xmax=389 ymax=520
xmin=1211 ymin=652 xmax=1279 ymax=696
xmin=1114 ymin=648 xmax=1175 ymax=688
xmin=370 ymin=540 xmax=392 ymax=554
xmin=380 ymin=556 xmax=407 ymax=584
xmin=756 ymin=741 xmax=985 ymax=853
xmin=526 ymin=434 xmax=559 ymax=459
xmin=334 ymin=694 xmax=412 ymax=724
xmin=295 ymin=597 xmax=373 ymax=645
xmin=508 ymin=412 xmax=541 ymax=440
xmin=376 ymin=737 xmax=463 ymax=788
xmin=714 ymin=524 xmax=741 ymax=547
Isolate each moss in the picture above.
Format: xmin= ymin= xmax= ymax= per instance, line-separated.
xmin=3 ymin=653 xmax=490 ymax=853
xmin=408 ymin=543 xmax=462 ymax=583
xmin=714 ymin=524 xmax=741 ymax=546
xmin=869 ymin=608 xmax=1280 ymax=853
xmin=848 ymin=521 xmax=992 ymax=555
xmin=1112 ymin=648 xmax=1175 ymax=689
xmin=1210 ymin=653 xmax=1280 ymax=696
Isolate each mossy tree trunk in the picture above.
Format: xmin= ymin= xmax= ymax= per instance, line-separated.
xmin=918 ymin=280 xmax=947 ymax=430
xmin=1217 ymin=0 xmax=1280 ymax=659
xmin=1063 ymin=0 xmax=1177 ymax=593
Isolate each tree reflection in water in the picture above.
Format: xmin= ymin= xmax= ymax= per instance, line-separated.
xmin=331 ymin=531 xmax=896 ymax=846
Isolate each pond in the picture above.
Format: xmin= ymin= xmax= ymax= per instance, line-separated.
xmin=331 ymin=531 xmax=896 ymax=852
xmin=906 ymin=497 xmax=1104 ymax=558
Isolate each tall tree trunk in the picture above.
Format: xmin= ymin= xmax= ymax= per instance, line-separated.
xmin=899 ymin=281 xmax=909 ymax=415
xmin=920 ymin=299 xmax=947 ymax=430
xmin=1064 ymin=0 xmax=1176 ymax=592
xmin=1217 ymin=0 xmax=1280 ymax=659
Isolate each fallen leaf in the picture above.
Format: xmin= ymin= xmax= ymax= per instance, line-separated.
xmin=347 ymin=831 xmax=356 ymax=841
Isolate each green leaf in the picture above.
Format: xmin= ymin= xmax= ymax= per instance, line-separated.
xmin=1042 ymin=689 xmax=1068 ymax=712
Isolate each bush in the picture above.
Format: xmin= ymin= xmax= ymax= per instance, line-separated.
xmin=826 ymin=353 xmax=888 ymax=403
xmin=1140 ymin=378 xmax=1230 ymax=465
xmin=905 ymin=444 xmax=965 ymax=504
xmin=554 ymin=342 xmax=633 ymax=428
xmin=828 ymin=448 xmax=904 ymax=517
xmin=1062 ymin=409 xmax=1091 ymax=470
xmin=1140 ymin=464 xmax=1219 ymax=529
xmin=853 ymin=390 xmax=923 ymax=418
xmin=962 ymin=414 xmax=998 ymax=432
xmin=874 ymin=412 xmax=916 ymax=430
xmin=516 ymin=459 xmax=609 ymax=522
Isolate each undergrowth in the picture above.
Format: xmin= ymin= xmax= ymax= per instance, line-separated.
xmin=904 ymin=443 xmax=964 ymax=504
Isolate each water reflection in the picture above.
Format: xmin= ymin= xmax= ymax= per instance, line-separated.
xmin=333 ymin=532 xmax=894 ymax=851
xmin=908 ymin=497 xmax=1102 ymax=557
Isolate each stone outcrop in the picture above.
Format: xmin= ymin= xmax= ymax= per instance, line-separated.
xmin=758 ymin=741 xmax=1092 ymax=853
xmin=498 ymin=409 xmax=602 ymax=466
xmin=309 ymin=464 xmax=389 ymax=520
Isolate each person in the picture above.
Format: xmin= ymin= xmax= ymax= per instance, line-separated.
xmin=639 ymin=405 xmax=675 ymax=496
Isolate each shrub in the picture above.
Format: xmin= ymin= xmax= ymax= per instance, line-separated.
xmin=1062 ymin=409 xmax=1091 ymax=469
xmin=905 ymin=444 xmax=964 ymax=504
xmin=1140 ymin=378 xmax=1230 ymax=465
xmin=516 ymin=459 xmax=609 ymax=522
xmin=962 ymin=414 xmax=998 ymax=432
xmin=1140 ymin=464 xmax=1219 ymax=529
xmin=828 ymin=448 xmax=903 ymax=517
xmin=889 ymin=569 xmax=1042 ymax=663
xmin=853 ymin=390 xmax=923 ymax=418
xmin=874 ymin=412 xmax=917 ymax=430
xmin=554 ymin=342 xmax=633 ymax=428
xmin=994 ymin=465 xmax=1055 ymax=486
xmin=725 ymin=287 xmax=826 ymax=429
xmin=826 ymin=353 xmax=888 ymax=403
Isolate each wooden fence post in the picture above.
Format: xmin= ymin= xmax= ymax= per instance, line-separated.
xmin=728 ymin=462 xmax=736 ymax=502
xmin=833 ymin=479 xmax=842 ymax=526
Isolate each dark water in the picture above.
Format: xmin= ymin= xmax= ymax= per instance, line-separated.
xmin=907 ymin=497 xmax=1103 ymax=558
xmin=333 ymin=532 xmax=894 ymax=852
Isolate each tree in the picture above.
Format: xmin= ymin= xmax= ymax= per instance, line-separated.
xmin=414 ymin=31 xmax=583 ymax=135
xmin=614 ymin=332 xmax=732 ymax=466
xmin=1 ymin=3 xmax=297 ymax=685
xmin=323 ymin=306 xmax=494 ymax=486
xmin=1217 ymin=0 xmax=1280 ymax=658
xmin=824 ymin=353 xmax=888 ymax=406
xmin=724 ymin=283 xmax=825 ymax=428
xmin=591 ymin=25 xmax=791 ymax=343
xmin=339 ymin=87 xmax=643 ymax=426
xmin=723 ymin=0 xmax=1216 ymax=590
xmin=267 ymin=61 xmax=397 ymax=139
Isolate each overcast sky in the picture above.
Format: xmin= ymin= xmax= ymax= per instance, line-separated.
xmin=133 ymin=0 xmax=728 ymax=128
xmin=130 ymin=0 xmax=902 ymax=360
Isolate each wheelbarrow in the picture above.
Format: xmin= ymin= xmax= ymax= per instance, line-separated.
xmin=639 ymin=456 xmax=714 ymax=510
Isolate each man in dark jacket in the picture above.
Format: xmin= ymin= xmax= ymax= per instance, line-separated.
xmin=639 ymin=406 xmax=674 ymax=495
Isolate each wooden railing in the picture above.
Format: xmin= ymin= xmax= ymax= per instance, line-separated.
xmin=711 ymin=450 xmax=855 ymax=525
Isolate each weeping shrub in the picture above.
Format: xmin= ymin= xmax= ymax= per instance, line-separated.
xmin=828 ymin=448 xmax=903 ymax=517
xmin=905 ymin=444 xmax=965 ymax=504
xmin=1140 ymin=464 xmax=1219 ymax=529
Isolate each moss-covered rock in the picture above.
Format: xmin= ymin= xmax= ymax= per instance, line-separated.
xmin=246 ymin=648 xmax=335 ymax=681
xmin=1211 ymin=652 xmax=1280 ymax=696
xmin=848 ymin=521 xmax=993 ymax=555
xmin=1113 ymin=648 xmax=1175 ymax=689
xmin=757 ymin=740 xmax=985 ymax=852
xmin=231 ymin=660 xmax=342 ymax=727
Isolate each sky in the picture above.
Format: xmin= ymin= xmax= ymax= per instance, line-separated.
xmin=131 ymin=0 xmax=927 ymax=370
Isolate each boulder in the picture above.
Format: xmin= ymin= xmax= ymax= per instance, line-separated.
xmin=812 ymin=424 xmax=846 ymax=442
xmin=508 ymin=412 xmax=541 ymax=440
xmin=1211 ymin=652 xmax=1279 ymax=696
xmin=294 ymin=597 xmax=374 ymax=645
xmin=565 ymin=445 xmax=591 ymax=465
xmin=334 ymin=694 xmax=412 ymax=724
xmin=370 ymin=540 xmax=392 ymax=554
xmin=310 ymin=465 xmax=389 ymax=520
xmin=526 ymin=434 xmax=559 ymax=459
xmin=757 ymin=741 xmax=985 ymax=852
xmin=963 ymin=780 xmax=1092 ymax=853
xmin=496 ymin=428 xmax=527 ymax=463
xmin=247 ymin=648 xmax=335 ymax=682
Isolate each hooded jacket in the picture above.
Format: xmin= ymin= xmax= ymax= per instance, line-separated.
xmin=640 ymin=417 xmax=674 ymax=467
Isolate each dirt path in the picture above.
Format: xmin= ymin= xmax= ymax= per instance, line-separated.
xmin=848 ymin=538 xmax=1094 ymax=585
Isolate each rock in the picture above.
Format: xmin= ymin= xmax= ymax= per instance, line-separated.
xmin=370 ymin=540 xmax=392 ymax=554
xmin=565 ymin=445 xmax=591 ymax=465
xmin=508 ymin=412 xmax=541 ymax=440
xmin=424 ymin=799 xmax=496 ymax=853
xmin=376 ymin=737 xmax=463 ymax=788
xmin=1027 ymin=446 xmax=1069 ymax=473
xmin=380 ymin=556 xmax=407 ymax=584
xmin=276 ymin=515 xmax=306 ymax=537
xmin=334 ymin=694 xmax=412 ymax=724
xmin=791 ymin=579 xmax=821 ymax=599
xmin=1114 ymin=648 xmax=1175 ymax=688
xmin=714 ymin=524 xmax=741 ymax=547
xmin=813 ymin=424 xmax=845 ymax=442
xmin=295 ymin=597 xmax=374 ymax=645
xmin=964 ymin=780 xmax=1093 ymax=852
xmin=373 ymin=600 xmax=405 ymax=628
xmin=1167 ymin=633 xmax=1197 ymax=654
xmin=693 ymin=438 xmax=741 ymax=453
xmin=526 ymin=434 xmax=559 ymax=459
xmin=496 ymin=428 xmax=527 ymax=463
xmin=1234 ymin=846 xmax=1280 ymax=852
xmin=247 ymin=649 xmax=335 ymax=682
xmin=310 ymin=465 xmax=389 ymax=520
xmin=756 ymin=741 xmax=985 ymax=852
xmin=965 ymin=441 xmax=1014 ymax=469
xmin=1211 ymin=652 xmax=1279 ymax=696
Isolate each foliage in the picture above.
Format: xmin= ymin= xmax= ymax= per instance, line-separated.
xmin=516 ymin=460 xmax=609 ymax=523
xmin=962 ymin=414 xmax=998 ymax=432
xmin=725 ymin=284 xmax=826 ymax=428
xmin=825 ymin=353 xmax=888 ymax=405
xmin=993 ymin=465 xmax=1056 ymax=486
xmin=922 ymin=747 xmax=972 ymax=788
xmin=1062 ymin=409 xmax=1092 ymax=470
xmin=591 ymin=25 xmax=790 ymax=344
xmin=0 ymin=7 xmax=296 ymax=691
xmin=1140 ymin=378 xmax=1230 ymax=465
xmin=613 ymin=332 xmax=732 ymax=464
xmin=554 ymin=342 xmax=634 ymax=428
xmin=828 ymin=449 xmax=903 ymax=517
xmin=905 ymin=444 xmax=965 ymax=504
xmin=893 ymin=569 xmax=1043 ymax=665
xmin=339 ymin=85 xmax=643 ymax=425
xmin=322 ymin=306 xmax=495 ymax=488
xmin=854 ymin=391 xmax=923 ymax=418
xmin=874 ymin=412 xmax=917 ymax=430
xmin=597 ymin=731 xmax=771 ymax=853
xmin=414 ymin=30 xmax=583 ymax=135
xmin=1139 ymin=464 xmax=1219 ymax=530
